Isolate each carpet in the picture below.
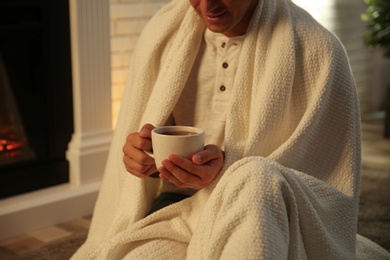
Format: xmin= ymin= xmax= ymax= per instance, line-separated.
xmin=14 ymin=233 xmax=87 ymax=260
xmin=357 ymin=167 xmax=390 ymax=252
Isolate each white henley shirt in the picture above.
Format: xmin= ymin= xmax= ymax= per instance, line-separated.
xmin=161 ymin=29 xmax=245 ymax=194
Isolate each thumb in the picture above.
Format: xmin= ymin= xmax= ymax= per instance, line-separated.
xmin=139 ymin=123 xmax=155 ymax=138
xmin=192 ymin=145 xmax=221 ymax=165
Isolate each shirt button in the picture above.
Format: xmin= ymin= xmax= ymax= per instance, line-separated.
xmin=221 ymin=42 xmax=226 ymax=48
xmin=222 ymin=62 xmax=228 ymax=69
xmin=220 ymin=85 xmax=226 ymax=91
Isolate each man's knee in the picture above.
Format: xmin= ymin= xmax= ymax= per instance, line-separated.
xmin=220 ymin=157 xmax=291 ymax=201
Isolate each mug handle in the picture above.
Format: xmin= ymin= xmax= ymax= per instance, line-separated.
xmin=144 ymin=149 xmax=154 ymax=158
xmin=143 ymin=150 xmax=159 ymax=178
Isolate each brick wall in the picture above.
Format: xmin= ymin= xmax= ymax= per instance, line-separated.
xmin=110 ymin=0 xmax=169 ymax=127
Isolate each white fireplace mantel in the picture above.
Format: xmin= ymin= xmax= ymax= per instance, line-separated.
xmin=0 ymin=0 xmax=112 ymax=239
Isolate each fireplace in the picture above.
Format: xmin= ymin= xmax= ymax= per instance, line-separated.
xmin=0 ymin=0 xmax=73 ymax=198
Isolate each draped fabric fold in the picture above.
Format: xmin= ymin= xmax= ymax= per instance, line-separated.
xmin=72 ymin=0 xmax=364 ymax=259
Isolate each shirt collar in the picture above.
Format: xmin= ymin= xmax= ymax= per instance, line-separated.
xmin=204 ymin=29 xmax=246 ymax=49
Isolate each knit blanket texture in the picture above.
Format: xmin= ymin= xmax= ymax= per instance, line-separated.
xmin=72 ymin=0 xmax=368 ymax=259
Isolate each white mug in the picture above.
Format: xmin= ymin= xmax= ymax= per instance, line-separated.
xmin=145 ymin=126 xmax=205 ymax=168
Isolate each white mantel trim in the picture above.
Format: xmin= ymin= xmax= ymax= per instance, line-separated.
xmin=0 ymin=0 xmax=112 ymax=239
xmin=67 ymin=0 xmax=113 ymax=185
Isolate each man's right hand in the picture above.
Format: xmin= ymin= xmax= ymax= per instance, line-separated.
xmin=122 ymin=123 xmax=157 ymax=178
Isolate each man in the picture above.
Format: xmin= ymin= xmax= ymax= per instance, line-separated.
xmin=122 ymin=0 xmax=260 ymax=191
xmin=72 ymin=0 xmax=361 ymax=259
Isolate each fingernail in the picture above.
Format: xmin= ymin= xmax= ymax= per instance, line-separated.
xmin=161 ymin=159 xmax=172 ymax=167
xmin=193 ymin=154 xmax=202 ymax=164
xmin=159 ymin=173 xmax=166 ymax=181
xmin=140 ymin=128 xmax=149 ymax=136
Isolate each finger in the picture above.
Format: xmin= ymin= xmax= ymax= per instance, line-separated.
xmin=128 ymin=167 xmax=158 ymax=178
xmin=161 ymin=158 xmax=201 ymax=187
xmin=168 ymin=152 xmax=222 ymax=189
xmin=192 ymin=144 xmax=223 ymax=165
xmin=123 ymin=135 xmax=157 ymax=176
xmin=123 ymin=137 xmax=152 ymax=163
xmin=132 ymin=148 xmax=155 ymax=165
xmin=123 ymin=156 xmax=157 ymax=178
xmin=158 ymin=164 xmax=185 ymax=187
xmin=168 ymin=154 xmax=201 ymax=177
xmin=125 ymin=133 xmax=153 ymax=151
xmin=139 ymin=123 xmax=155 ymax=138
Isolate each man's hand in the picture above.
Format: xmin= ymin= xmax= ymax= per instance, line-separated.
xmin=158 ymin=144 xmax=224 ymax=189
xmin=122 ymin=123 xmax=157 ymax=178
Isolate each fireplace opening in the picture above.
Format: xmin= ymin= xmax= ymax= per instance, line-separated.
xmin=0 ymin=0 xmax=73 ymax=199
xmin=0 ymin=52 xmax=35 ymax=165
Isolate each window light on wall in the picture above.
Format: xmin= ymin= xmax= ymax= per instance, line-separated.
xmin=293 ymin=0 xmax=334 ymax=30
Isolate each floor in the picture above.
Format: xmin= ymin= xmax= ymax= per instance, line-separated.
xmin=0 ymin=216 xmax=92 ymax=259
xmin=361 ymin=112 xmax=390 ymax=171
xmin=357 ymin=112 xmax=390 ymax=251
xmin=0 ymin=113 xmax=389 ymax=258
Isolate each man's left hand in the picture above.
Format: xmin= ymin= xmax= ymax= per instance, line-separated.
xmin=158 ymin=144 xmax=224 ymax=189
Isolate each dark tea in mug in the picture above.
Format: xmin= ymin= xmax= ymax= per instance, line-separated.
xmin=161 ymin=131 xmax=197 ymax=136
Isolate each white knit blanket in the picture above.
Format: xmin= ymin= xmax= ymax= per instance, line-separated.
xmin=71 ymin=0 xmax=380 ymax=259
